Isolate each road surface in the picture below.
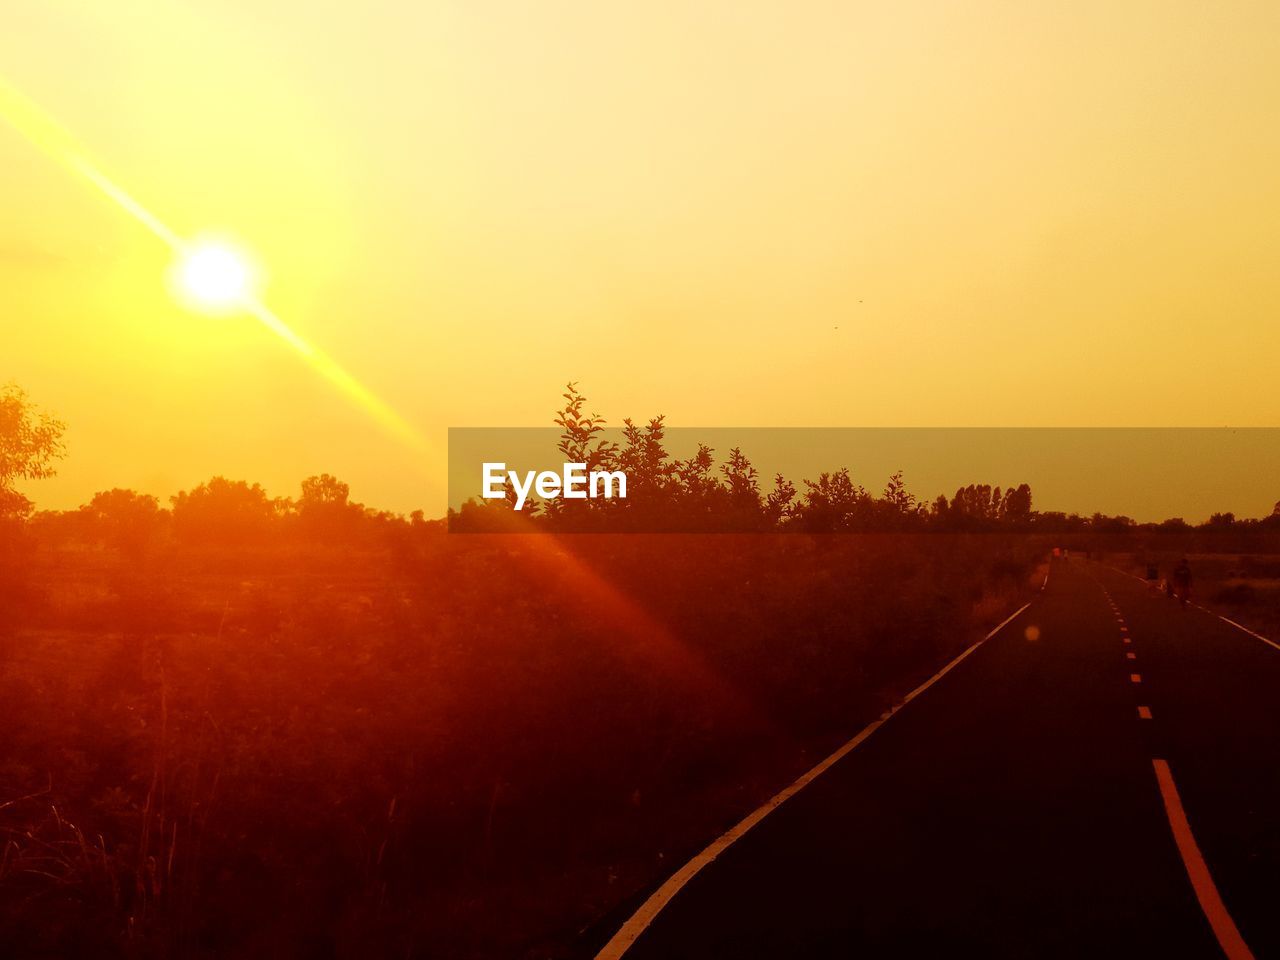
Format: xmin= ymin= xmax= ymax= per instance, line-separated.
xmin=593 ymin=557 xmax=1280 ymax=959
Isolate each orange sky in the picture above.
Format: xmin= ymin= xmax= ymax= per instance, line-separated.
xmin=4 ymin=1 xmax=1280 ymax=517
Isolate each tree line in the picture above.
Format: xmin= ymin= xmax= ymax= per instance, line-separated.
xmin=454 ymin=383 xmax=1075 ymax=533
xmin=5 ymin=381 xmax=1280 ymax=542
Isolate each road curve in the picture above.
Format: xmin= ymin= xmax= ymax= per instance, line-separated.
xmin=591 ymin=557 xmax=1280 ymax=959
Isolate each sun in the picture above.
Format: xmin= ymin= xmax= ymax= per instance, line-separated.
xmin=171 ymin=239 xmax=259 ymax=314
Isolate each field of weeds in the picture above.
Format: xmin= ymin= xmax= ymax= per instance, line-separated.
xmin=1 ymin=530 xmax=1044 ymax=958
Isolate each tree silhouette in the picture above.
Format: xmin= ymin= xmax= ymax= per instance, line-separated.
xmin=880 ymin=470 xmax=920 ymax=528
xmin=553 ymin=382 xmax=618 ymax=471
xmin=798 ymin=468 xmax=871 ymax=532
xmin=1002 ymin=483 xmax=1033 ymax=522
xmin=764 ymin=474 xmax=797 ymax=526
xmin=617 ymin=415 xmax=677 ymax=525
xmin=299 ymin=474 xmax=365 ymax=539
xmin=171 ymin=477 xmax=286 ymax=545
xmin=547 ymin=382 xmax=618 ymax=525
xmin=720 ymin=447 xmax=766 ymax=529
xmin=0 ymin=384 xmax=65 ymax=519
xmin=81 ymin=488 xmax=165 ymax=555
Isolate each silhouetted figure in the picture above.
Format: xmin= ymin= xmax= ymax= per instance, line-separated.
xmin=1172 ymin=558 xmax=1192 ymax=608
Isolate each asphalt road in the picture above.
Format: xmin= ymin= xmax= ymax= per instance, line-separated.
xmin=595 ymin=557 xmax=1280 ymax=959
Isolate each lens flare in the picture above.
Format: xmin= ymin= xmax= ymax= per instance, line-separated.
xmin=0 ymin=77 xmax=425 ymax=453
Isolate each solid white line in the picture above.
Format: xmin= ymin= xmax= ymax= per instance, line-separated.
xmin=1100 ymin=564 xmax=1280 ymax=656
xmin=1217 ymin=616 xmax=1280 ymax=654
xmin=593 ymin=602 xmax=1033 ymax=960
xmin=1152 ymin=759 xmax=1256 ymax=960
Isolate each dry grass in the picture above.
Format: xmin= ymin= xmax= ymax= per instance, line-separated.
xmin=1 ymin=531 xmax=1045 ymax=958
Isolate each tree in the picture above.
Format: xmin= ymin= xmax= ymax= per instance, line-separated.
xmin=882 ymin=470 xmax=917 ymax=513
xmin=81 ymin=489 xmax=166 ymax=554
xmin=553 ymin=382 xmax=618 ymax=472
xmin=617 ymin=416 xmax=677 ymax=523
xmin=1001 ymin=483 xmax=1033 ymax=523
xmin=930 ymin=494 xmax=950 ymax=521
xmin=796 ymin=468 xmax=871 ymax=532
xmin=548 ymin=383 xmax=618 ymax=525
xmin=764 ymin=474 xmax=797 ymax=526
xmin=947 ymin=484 xmax=997 ymax=526
xmin=676 ymin=443 xmax=718 ymax=498
xmin=298 ymin=474 xmax=364 ymax=539
xmin=300 ymin=473 xmax=351 ymax=509
xmin=170 ymin=477 xmax=286 ymax=545
xmin=719 ymin=447 xmax=765 ymax=529
xmin=0 ymin=384 xmax=66 ymax=519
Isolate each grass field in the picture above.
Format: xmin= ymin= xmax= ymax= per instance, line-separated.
xmin=1 ymin=529 xmax=1044 ymax=958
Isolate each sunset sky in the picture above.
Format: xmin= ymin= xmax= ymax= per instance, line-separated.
xmin=5 ymin=0 xmax=1280 ymax=518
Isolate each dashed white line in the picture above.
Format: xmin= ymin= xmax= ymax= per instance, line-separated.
xmin=1126 ymin=652 xmax=1137 ymax=661
xmin=1130 ymin=673 xmax=1142 ymax=684
xmin=1137 ymin=706 xmax=1152 ymax=720
xmin=1097 ymin=562 xmax=1280 ymax=656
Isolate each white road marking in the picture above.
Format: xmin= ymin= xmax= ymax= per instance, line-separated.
xmin=1098 ymin=562 xmax=1280 ymax=655
xmin=1138 ymin=706 xmax=1152 ymax=719
xmin=593 ymin=604 xmax=1033 ymax=959
xmin=1126 ymin=652 xmax=1137 ymax=661
xmin=1152 ymin=759 xmax=1256 ymax=960
xmin=1130 ymin=673 xmax=1142 ymax=683
xmin=1124 ymin=638 xmax=1132 ymax=645
xmin=1217 ymin=616 xmax=1280 ymax=654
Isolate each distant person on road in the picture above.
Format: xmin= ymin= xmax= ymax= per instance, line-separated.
xmin=1172 ymin=558 xmax=1192 ymax=608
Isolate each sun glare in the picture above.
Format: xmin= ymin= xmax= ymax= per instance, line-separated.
xmin=172 ymin=240 xmax=259 ymax=314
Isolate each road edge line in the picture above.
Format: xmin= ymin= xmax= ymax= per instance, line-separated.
xmin=1151 ymin=759 xmax=1256 ymax=960
xmin=593 ymin=601 xmax=1032 ymax=960
xmin=1215 ymin=615 xmax=1280 ymax=654
xmin=1097 ymin=562 xmax=1280 ymax=655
